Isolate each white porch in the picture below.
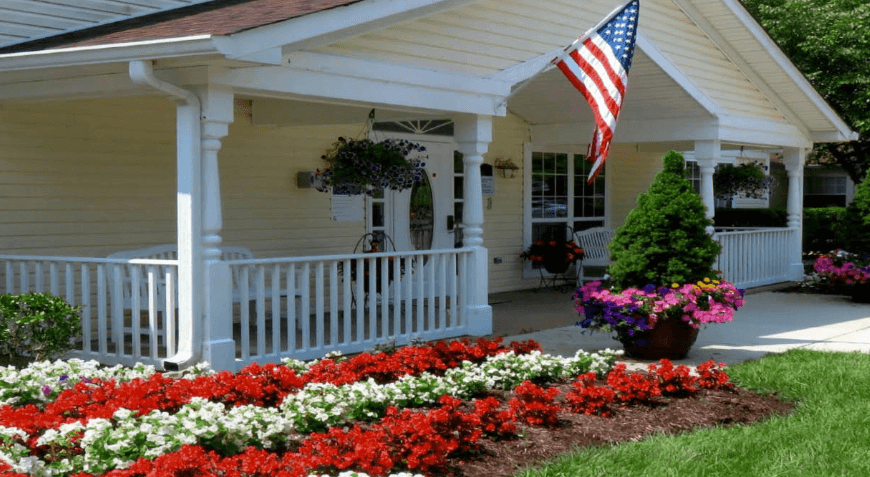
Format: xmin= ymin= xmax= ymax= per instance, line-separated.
xmin=0 ymin=247 xmax=476 ymax=371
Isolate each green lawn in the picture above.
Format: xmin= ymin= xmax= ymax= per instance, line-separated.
xmin=517 ymin=349 xmax=870 ymax=477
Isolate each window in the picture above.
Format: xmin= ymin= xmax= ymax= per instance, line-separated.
xmin=684 ymin=159 xmax=730 ymax=208
xmin=526 ymin=150 xmax=606 ymax=274
xmin=805 ymin=175 xmax=848 ymax=207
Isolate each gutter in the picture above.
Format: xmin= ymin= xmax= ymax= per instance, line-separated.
xmin=128 ymin=60 xmax=203 ymax=371
xmin=0 ymin=35 xmax=218 ymax=72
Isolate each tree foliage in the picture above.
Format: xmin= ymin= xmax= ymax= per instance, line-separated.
xmin=741 ymin=0 xmax=870 ymax=182
xmin=607 ymin=151 xmax=721 ymax=288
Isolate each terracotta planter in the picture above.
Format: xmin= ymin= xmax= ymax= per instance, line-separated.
xmin=622 ymin=318 xmax=699 ymax=360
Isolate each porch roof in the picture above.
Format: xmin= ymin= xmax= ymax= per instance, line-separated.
xmin=0 ymin=0 xmax=857 ymax=147
xmin=0 ymin=0 xmax=361 ymax=53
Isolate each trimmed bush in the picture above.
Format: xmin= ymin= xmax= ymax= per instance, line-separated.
xmin=803 ymin=207 xmax=848 ymax=254
xmin=607 ymin=151 xmax=721 ymax=288
xmin=714 ymin=207 xmax=787 ymax=228
xmin=0 ymin=293 xmax=82 ymax=365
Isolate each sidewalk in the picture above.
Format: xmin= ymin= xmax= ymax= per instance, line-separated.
xmin=491 ymin=286 xmax=870 ymax=367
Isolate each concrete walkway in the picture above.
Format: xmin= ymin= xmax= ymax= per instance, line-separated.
xmin=490 ymin=287 xmax=870 ymax=367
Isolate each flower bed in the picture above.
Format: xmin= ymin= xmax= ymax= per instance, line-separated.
xmin=812 ymin=250 xmax=870 ymax=286
xmin=0 ymin=338 xmax=735 ymax=477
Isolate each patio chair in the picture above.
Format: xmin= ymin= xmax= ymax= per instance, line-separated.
xmin=574 ymin=227 xmax=615 ymax=285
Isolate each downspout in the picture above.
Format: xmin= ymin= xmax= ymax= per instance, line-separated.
xmin=128 ymin=60 xmax=203 ymax=370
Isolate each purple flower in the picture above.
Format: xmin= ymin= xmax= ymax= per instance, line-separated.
xmin=42 ymin=386 xmax=52 ymax=396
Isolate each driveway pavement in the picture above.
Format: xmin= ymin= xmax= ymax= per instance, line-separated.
xmin=490 ymin=286 xmax=870 ymax=367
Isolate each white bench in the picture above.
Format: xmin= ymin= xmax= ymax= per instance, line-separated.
xmin=574 ymin=227 xmax=615 ymax=284
xmin=107 ymin=244 xmax=257 ymax=312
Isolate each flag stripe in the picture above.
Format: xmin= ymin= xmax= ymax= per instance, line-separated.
xmin=554 ymin=0 xmax=639 ymax=184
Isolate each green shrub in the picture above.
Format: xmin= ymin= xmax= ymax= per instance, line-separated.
xmin=0 ymin=293 xmax=82 ymax=364
xmin=840 ymin=171 xmax=870 ymax=254
xmin=714 ymin=207 xmax=787 ymax=227
xmin=803 ymin=207 xmax=848 ymax=254
xmin=607 ymin=151 xmax=721 ymax=288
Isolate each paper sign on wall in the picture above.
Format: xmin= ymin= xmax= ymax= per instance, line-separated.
xmin=331 ymin=194 xmax=364 ymax=221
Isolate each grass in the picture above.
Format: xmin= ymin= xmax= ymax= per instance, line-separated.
xmin=517 ymin=349 xmax=870 ymax=477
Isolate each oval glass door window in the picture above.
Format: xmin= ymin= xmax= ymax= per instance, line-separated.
xmin=409 ymin=171 xmax=434 ymax=251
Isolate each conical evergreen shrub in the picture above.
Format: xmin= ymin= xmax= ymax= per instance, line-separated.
xmin=607 ymin=150 xmax=721 ymax=288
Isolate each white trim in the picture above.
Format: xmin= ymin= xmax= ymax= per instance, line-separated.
xmin=718 ymin=0 xmax=857 ymax=142
xmin=223 ymin=0 xmax=482 ymax=59
xmin=0 ymin=66 xmax=210 ymax=102
xmin=212 ymin=62 xmax=509 ymax=116
xmin=286 ymin=51 xmax=512 ymax=97
xmin=531 ymin=115 xmax=811 ymax=148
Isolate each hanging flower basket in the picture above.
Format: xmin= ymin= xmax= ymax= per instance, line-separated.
xmin=315 ymin=137 xmax=427 ymax=196
xmin=713 ymin=161 xmax=775 ymax=200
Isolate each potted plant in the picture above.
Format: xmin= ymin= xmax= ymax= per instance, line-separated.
xmin=812 ymin=250 xmax=870 ymax=303
xmin=575 ymin=279 xmax=744 ymax=359
xmin=575 ymin=151 xmax=744 ymax=359
xmin=713 ymin=161 xmax=775 ymax=200
xmin=315 ymin=137 xmax=427 ymax=196
xmin=521 ymin=240 xmax=585 ymax=274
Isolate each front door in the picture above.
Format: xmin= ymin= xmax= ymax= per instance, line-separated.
xmin=366 ymin=136 xmax=455 ymax=252
xmin=365 ymin=135 xmax=456 ymax=292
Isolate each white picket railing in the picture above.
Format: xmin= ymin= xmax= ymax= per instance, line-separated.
xmin=0 ymin=255 xmax=178 ymax=368
xmin=225 ymin=248 xmax=472 ymax=367
xmin=713 ymin=227 xmax=795 ymax=290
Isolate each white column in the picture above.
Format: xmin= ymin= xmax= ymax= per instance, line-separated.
xmin=197 ymin=86 xmax=235 ymax=372
xmin=694 ymin=140 xmax=721 ymax=235
xmin=783 ymin=147 xmax=807 ymax=281
xmin=166 ymin=100 xmax=203 ymax=371
xmin=454 ymin=114 xmax=493 ymax=336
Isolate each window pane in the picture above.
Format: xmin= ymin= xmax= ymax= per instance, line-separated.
xmin=532 ymin=152 xmax=543 ymax=173
xmin=372 ymin=203 xmax=384 ymax=227
xmin=574 ymin=220 xmax=604 ymax=232
xmin=454 ymin=151 xmax=464 ymax=173
xmin=555 ymin=176 xmax=567 ymax=196
xmin=454 ymin=176 xmax=464 ymax=199
xmin=560 ymin=154 xmax=568 ymax=173
xmin=543 ymin=153 xmax=555 ymax=173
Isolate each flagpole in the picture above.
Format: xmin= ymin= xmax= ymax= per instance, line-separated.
xmin=496 ymin=0 xmax=636 ymax=109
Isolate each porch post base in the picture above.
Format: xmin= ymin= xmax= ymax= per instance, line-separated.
xmin=465 ymin=304 xmax=493 ymax=336
xmin=789 ymin=262 xmax=805 ymax=282
xmin=204 ymin=261 xmax=235 ymax=372
xmin=202 ymin=339 xmax=237 ymax=372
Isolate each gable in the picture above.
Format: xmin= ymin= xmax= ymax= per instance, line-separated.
xmin=316 ymin=0 xmax=786 ymax=123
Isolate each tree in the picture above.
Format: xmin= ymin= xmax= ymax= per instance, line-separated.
xmin=607 ymin=151 xmax=721 ymax=288
xmin=741 ymin=0 xmax=870 ymax=183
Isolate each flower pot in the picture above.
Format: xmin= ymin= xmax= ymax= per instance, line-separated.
xmin=622 ymin=318 xmax=700 ymax=360
xmin=542 ymin=256 xmax=570 ymax=274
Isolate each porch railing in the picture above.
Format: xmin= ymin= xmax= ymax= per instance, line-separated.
xmin=225 ymin=248 xmax=472 ymax=367
xmin=0 ymin=255 xmax=178 ymax=368
xmin=712 ymin=227 xmax=795 ymax=290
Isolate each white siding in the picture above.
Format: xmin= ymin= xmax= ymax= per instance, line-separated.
xmin=483 ymin=113 xmax=530 ymax=293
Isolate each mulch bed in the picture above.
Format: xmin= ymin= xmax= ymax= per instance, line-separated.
xmin=451 ymin=383 xmax=795 ymax=477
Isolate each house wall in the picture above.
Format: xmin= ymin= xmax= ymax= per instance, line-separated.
xmin=0 ymin=97 xmax=177 ymax=257
xmin=0 ymin=96 xmax=673 ymax=293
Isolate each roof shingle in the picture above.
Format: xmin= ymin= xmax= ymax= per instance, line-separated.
xmin=0 ymin=0 xmax=362 ymax=53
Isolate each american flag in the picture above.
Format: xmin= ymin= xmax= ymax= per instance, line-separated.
xmin=555 ymin=0 xmax=639 ymax=183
